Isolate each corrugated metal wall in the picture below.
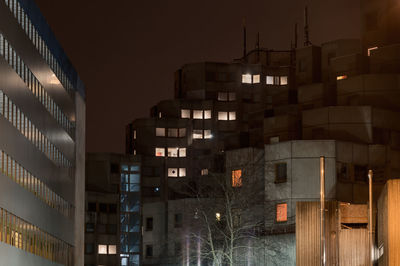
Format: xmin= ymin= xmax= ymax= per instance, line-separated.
xmin=339 ymin=229 xmax=368 ymax=265
xmin=297 ymin=201 xmax=370 ymax=266
xmin=296 ymin=201 xmax=338 ymax=266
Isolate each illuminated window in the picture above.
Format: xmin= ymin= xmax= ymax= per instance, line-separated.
xmin=98 ymin=244 xmax=107 ymax=254
xmin=337 ymin=75 xmax=347 ymax=81
xmin=133 ymin=130 xmax=136 ymax=139
xmin=276 ymin=203 xmax=287 ymax=222
xmin=168 ymin=168 xmax=178 ymax=177
xmin=229 ymin=112 xmax=236 ymax=121
xmin=168 ymin=128 xmax=178 ymax=137
xmin=156 ymin=128 xmax=165 ymax=137
xmin=275 ymin=163 xmax=287 ymax=183
xmin=242 ymin=74 xmax=252 ymax=84
xmin=133 ymin=150 xmax=136 ymax=155
xmin=232 ymin=169 xmax=242 ymax=187
xmin=181 ymin=109 xmax=190 ymax=118
xmin=201 ymin=169 xmax=208 ymax=176
xmin=218 ymin=112 xmax=228 ymax=121
xmin=108 ymin=245 xmax=117 ymax=254
xmin=204 ymin=110 xmax=212 ymax=119
xmin=204 ymin=130 xmax=212 ymax=139
xmin=193 ymin=130 xmax=203 ymax=139
xmin=266 ymin=76 xmax=274 ymax=85
xmin=367 ymin=46 xmax=378 ymax=56
xmin=280 ymin=76 xmax=288 ymax=85
xmin=155 ymin=148 xmax=165 ymax=157
xmin=193 ymin=110 xmax=203 ymax=119
xmin=179 ymin=148 xmax=186 ymax=157
xmin=179 ymin=128 xmax=186 ymax=137
xmin=158 ymin=112 xmax=162 ymax=118
xmin=253 ymin=74 xmax=260 ymax=84
xmin=179 ymin=168 xmax=186 ymax=177
xmin=168 ymin=148 xmax=179 ymax=157
xmin=218 ymin=92 xmax=228 ymax=101
xmin=216 ymin=212 xmax=221 ymax=221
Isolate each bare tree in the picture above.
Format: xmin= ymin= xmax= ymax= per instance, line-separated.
xmin=171 ymin=148 xmax=266 ymax=266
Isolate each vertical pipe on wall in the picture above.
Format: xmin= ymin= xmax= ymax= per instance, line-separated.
xmin=368 ymin=170 xmax=373 ymax=266
xmin=320 ymin=156 xmax=326 ymax=266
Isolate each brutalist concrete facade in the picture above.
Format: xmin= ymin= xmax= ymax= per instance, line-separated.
xmin=0 ymin=1 xmax=85 ymax=266
xmin=127 ymin=1 xmax=400 ymax=264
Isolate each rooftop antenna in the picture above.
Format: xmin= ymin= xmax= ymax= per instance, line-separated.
xmin=243 ymin=18 xmax=247 ymax=59
xmin=256 ymin=32 xmax=260 ymax=62
xmin=304 ymin=6 xmax=311 ymax=46
xmin=294 ymin=23 xmax=298 ymax=49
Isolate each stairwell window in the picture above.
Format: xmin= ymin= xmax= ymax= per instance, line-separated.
xmin=232 ymin=169 xmax=242 ymax=187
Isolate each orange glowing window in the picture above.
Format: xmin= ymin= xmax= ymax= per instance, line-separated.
xmin=276 ymin=203 xmax=287 ymax=222
xmin=336 ymin=75 xmax=347 ymax=81
xmin=232 ymin=170 xmax=242 ymax=187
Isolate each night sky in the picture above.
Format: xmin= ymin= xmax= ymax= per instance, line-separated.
xmin=34 ymin=0 xmax=360 ymax=154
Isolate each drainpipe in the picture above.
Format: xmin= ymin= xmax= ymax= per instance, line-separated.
xmin=320 ymin=157 xmax=326 ymax=266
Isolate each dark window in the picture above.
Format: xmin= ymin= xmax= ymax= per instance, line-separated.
xmin=174 ymin=213 xmax=183 ymax=228
xmin=354 ymin=165 xmax=368 ymax=182
xmin=86 ymin=223 xmax=95 ymax=233
xmin=110 ymin=163 xmax=120 ymax=173
xmin=337 ymin=163 xmax=349 ymax=181
xmin=175 ymin=241 xmax=182 ymax=256
xmin=97 ymin=224 xmax=106 ymax=234
xmin=145 ymin=245 xmax=153 ymax=257
xmin=88 ymin=202 xmax=97 ymax=212
xmin=109 ymin=204 xmax=117 ymax=213
xmin=99 ymin=203 xmax=107 ymax=212
xmin=275 ymin=163 xmax=287 ymax=183
xmin=106 ymin=224 xmax=117 ymax=234
xmin=85 ymin=243 xmax=94 ymax=254
xmin=146 ymin=217 xmax=153 ymax=231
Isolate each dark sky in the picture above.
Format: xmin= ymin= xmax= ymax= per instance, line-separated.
xmin=34 ymin=0 xmax=361 ymax=154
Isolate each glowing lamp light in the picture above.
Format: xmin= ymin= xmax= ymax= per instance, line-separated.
xmin=216 ymin=212 xmax=221 ymax=221
xmin=336 ymin=75 xmax=347 ymax=81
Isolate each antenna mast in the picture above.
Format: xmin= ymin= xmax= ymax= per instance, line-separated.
xmin=304 ymin=6 xmax=311 ymax=46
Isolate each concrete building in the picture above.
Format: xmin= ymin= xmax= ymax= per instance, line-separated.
xmin=127 ymin=1 xmax=400 ymax=264
xmin=85 ymin=153 xmax=141 ymax=266
xmin=0 ymin=1 xmax=85 ymax=265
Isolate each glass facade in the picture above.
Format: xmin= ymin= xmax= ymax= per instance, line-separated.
xmin=120 ymin=164 xmax=141 ymax=266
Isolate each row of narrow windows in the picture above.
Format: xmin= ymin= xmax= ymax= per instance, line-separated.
xmin=0 ymin=90 xmax=72 ymax=170
xmin=242 ymin=74 xmax=288 ymax=85
xmin=0 ymin=150 xmax=74 ymax=218
xmin=4 ymin=0 xmax=75 ymax=96
xmin=0 ymin=34 xmax=74 ymax=137
xmin=155 ymin=147 xmax=186 ymax=157
xmin=181 ymin=109 xmax=236 ymax=121
xmin=155 ymin=128 xmax=186 ymax=137
xmin=0 ymin=207 xmax=73 ymax=265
